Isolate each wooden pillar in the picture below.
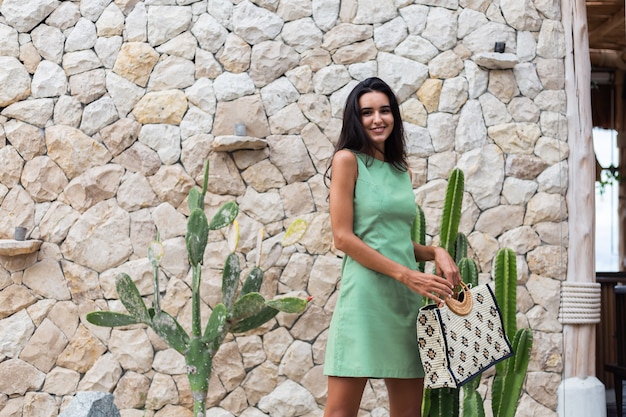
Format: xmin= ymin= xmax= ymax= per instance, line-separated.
xmin=561 ymin=0 xmax=596 ymax=379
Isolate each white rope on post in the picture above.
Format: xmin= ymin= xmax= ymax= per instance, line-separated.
xmin=559 ymin=282 xmax=602 ymax=324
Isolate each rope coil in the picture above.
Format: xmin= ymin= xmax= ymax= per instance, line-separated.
xmin=558 ymin=282 xmax=602 ymax=324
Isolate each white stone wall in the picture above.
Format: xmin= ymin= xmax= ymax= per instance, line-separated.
xmin=0 ymin=0 xmax=566 ymax=416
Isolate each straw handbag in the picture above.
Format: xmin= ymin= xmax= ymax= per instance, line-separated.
xmin=416 ymin=282 xmax=513 ymax=389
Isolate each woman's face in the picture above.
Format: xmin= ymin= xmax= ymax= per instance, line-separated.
xmin=358 ymin=91 xmax=394 ymax=157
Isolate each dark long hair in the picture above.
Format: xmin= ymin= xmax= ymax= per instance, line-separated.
xmin=325 ymin=77 xmax=408 ymax=182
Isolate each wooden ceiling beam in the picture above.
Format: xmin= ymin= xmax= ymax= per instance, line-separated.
xmin=588 ymin=5 xmax=625 ymax=42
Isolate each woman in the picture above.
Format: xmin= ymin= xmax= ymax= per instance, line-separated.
xmin=324 ymin=77 xmax=461 ymax=417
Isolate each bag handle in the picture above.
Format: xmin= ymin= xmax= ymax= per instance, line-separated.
xmin=445 ymin=281 xmax=473 ymax=316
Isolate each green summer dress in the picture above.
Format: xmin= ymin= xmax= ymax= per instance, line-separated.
xmin=324 ymin=152 xmax=425 ymax=378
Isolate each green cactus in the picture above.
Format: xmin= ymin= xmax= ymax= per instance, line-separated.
xmin=422 ymin=168 xmax=465 ymax=417
xmin=491 ymin=248 xmax=533 ymax=417
xmin=411 ymin=205 xmax=426 ymax=273
xmin=418 ymin=171 xmax=532 ymax=417
xmin=439 ymin=168 xmax=464 ymax=258
xmin=87 ymin=160 xmax=310 ymax=416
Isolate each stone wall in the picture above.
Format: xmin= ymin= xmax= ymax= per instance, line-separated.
xmin=0 ymin=0 xmax=566 ymax=416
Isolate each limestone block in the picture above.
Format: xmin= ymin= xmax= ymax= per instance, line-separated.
xmin=458 ymin=145 xmax=504 ymax=210
xmin=501 ymin=177 xmax=538 ymax=205
xmin=269 ymin=103 xmax=310 ymax=135
xmin=117 ymin=172 xmax=160 ymax=212
xmin=282 ymin=18 xmax=324 ymax=53
xmin=146 ymin=373 xmax=179 ymax=410
xmin=353 ymin=0 xmax=396 ymax=24
xmin=0 ymin=145 xmax=24 ymax=188
xmin=43 ymin=367 xmax=81 ymax=395
xmin=19 ymin=42 xmax=41 ymax=74
xmin=498 ymin=225 xmax=541 ymax=255
xmin=374 ymin=17 xmax=408 ymax=52
xmin=66 ymin=18 xmax=97 ymax=53
xmin=217 ymin=33 xmax=252 ymax=74
xmin=146 ymin=5 xmax=192 ymax=47
xmin=0 ymin=23 xmax=19 ymax=57
xmin=62 ymin=260 xmax=102 ymax=302
xmin=148 ymin=55 xmax=196 ymax=91
xmin=45 ymin=1 xmax=80 ymax=30
xmin=0 ymin=57 xmax=31 ymax=107
xmin=99 ymin=257 xmax=157 ymax=298
xmin=454 ymin=100 xmax=487 ymax=152
xmin=463 ymin=22 xmax=516 ymax=55
xmin=489 ymin=122 xmax=541 ymax=154
xmin=148 ymin=164 xmax=195 ymax=207
xmin=267 ymin=136 xmax=316 ymax=183
xmin=46 ymin=125 xmax=112 ymax=179
xmin=536 ymin=58 xmax=565 ymax=90
xmin=138 ymin=124 xmax=182 ymax=164
xmin=0 ymin=309 xmax=35 ymax=358
xmin=0 ymin=358 xmax=46 ymax=395
xmin=56 ymin=325 xmax=107 ymax=373
xmin=113 ymin=42 xmax=158 ymax=87
xmin=96 ymin=3 xmax=125 ymax=37
xmin=38 ymin=202 xmax=80 ymax=244
xmin=133 ymin=90 xmax=188 ymax=125
xmin=152 ymin=348 xmax=186 ymax=375
xmin=429 ymin=50 xmax=464 ymax=79
xmin=213 ymin=95 xmax=271 ymax=138
xmin=213 ymin=341 xmax=246 ymax=391
xmin=113 ymin=142 xmax=162 ymax=176
xmin=439 ymin=77 xmax=468 ymax=113
xmin=62 ymin=50 xmax=103 ymax=77
xmin=0 ymin=186 xmax=35 ymax=240
xmin=379 ymin=52 xmax=429 ymax=102
xmin=232 ymin=1 xmax=282 ymax=45
xmin=62 ymin=164 xmax=125 ymax=212
xmin=0 ymin=0 xmax=59 ymax=33
xmin=479 ymin=93 xmax=512 ymax=127
xmin=312 ymin=0 xmax=340 ymax=31
xmin=3 ymin=99 xmax=54 ymax=130
xmin=534 ymin=221 xmax=568 ymax=246
xmin=505 ymin=154 xmax=548 ymax=180
xmin=399 ymin=4 xmax=429 ymax=35
xmin=204 ymin=152 xmax=246 ymax=196
xmin=125 ymin=3 xmax=147 ymax=42
xmin=501 ymin=0 xmax=541 ymax=30
xmin=422 ymin=7 xmax=457 ymax=51
xmin=19 ymin=318 xmax=68 ymax=372
xmin=31 ymin=25 xmax=64 ymax=64
xmin=4 ymin=121 xmax=44 ymax=163
xmin=524 ymin=192 xmax=567 ymax=225
xmin=114 ymin=371 xmax=151 ymax=409
xmin=61 ymin=200 xmax=132 ymax=273
xmin=241 ymin=159 xmax=286 ymax=192
xmin=535 ymin=136 xmax=569 ymax=165
xmin=250 ymin=41 xmax=300 ymax=87
xmin=23 ymin=258 xmax=71 ymax=301
xmin=526 ymin=245 xmax=567 ymax=280
xmin=258 ymin=379 xmax=317 ymax=416
xmin=537 ymin=161 xmax=568 ymax=194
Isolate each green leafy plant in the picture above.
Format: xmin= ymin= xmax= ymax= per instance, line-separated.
xmin=87 ymin=161 xmax=310 ymax=416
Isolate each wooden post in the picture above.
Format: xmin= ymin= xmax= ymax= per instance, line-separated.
xmin=561 ymin=0 xmax=596 ymax=379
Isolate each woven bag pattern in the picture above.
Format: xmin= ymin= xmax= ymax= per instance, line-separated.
xmin=416 ymin=283 xmax=513 ymax=389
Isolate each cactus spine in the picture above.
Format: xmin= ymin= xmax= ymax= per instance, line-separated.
xmin=87 ymin=161 xmax=309 ymax=416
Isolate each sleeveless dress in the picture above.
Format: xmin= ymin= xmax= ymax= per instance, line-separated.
xmin=324 ymin=152 xmax=425 ymax=378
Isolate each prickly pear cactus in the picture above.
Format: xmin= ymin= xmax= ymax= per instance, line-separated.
xmin=87 ymin=161 xmax=310 ymax=416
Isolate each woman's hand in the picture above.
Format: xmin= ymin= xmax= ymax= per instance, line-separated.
xmin=398 ymin=268 xmax=454 ymax=304
xmin=433 ymin=246 xmax=461 ymax=287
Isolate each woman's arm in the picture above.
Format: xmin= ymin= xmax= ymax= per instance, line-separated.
xmin=329 ymin=150 xmax=456 ymax=303
xmin=413 ymin=243 xmax=461 ymax=286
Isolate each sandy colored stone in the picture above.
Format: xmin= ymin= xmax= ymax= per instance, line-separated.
xmin=113 ymin=42 xmax=159 ymax=87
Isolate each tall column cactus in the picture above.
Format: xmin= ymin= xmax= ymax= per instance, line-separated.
xmin=87 ymin=161 xmax=310 ymax=416
xmin=422 ymin=168 xmax=464 ymax=417
xmin=491 ymin=248 xmax=533 ymax=417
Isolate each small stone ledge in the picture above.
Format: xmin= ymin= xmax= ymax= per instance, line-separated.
xmin=0 ymin=239 xmax=43 ymax=256
xmin=472 ymin=52 xmax=519 ymax=70
xmin=213 ymin=135 xmax=268 ymax=152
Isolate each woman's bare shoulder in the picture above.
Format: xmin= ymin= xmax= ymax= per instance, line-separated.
xmin=332 ymin=149 xmax=357 ymax=166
